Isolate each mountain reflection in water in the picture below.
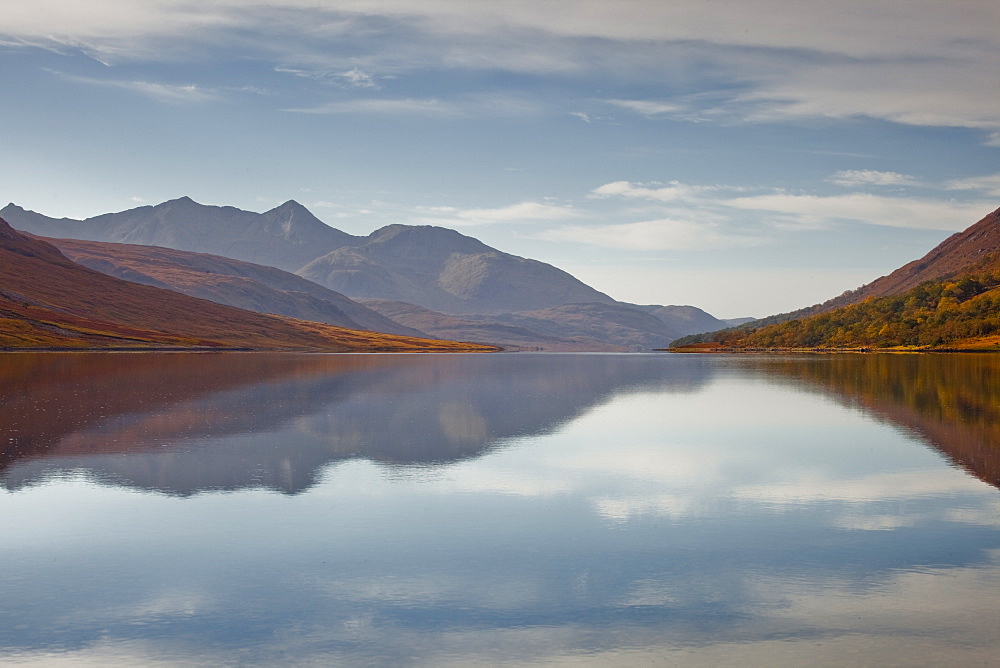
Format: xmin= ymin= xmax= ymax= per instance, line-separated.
xmin=3 ymin=352 xmax=1000 ymax=666
xmin=0 ymin=352 xmax=710 ymax=494
xmin=744 ymin=353 xmax=1000 ymax=489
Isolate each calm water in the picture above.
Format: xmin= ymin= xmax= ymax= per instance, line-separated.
xmin=2 ymin=352 xmax=1000 ymax=666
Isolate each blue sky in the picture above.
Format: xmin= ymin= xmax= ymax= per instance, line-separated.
xmin=2 ymin=1 xmax=998 ymax=318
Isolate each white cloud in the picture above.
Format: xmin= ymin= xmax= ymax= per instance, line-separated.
xmin=604 ymin=99 xmax=684 ymax=117
xmin=535 ymin=218 xmax=762 ymax=251
xmin=413 ymin=201 xmax=579 ymax=227
xmin=285 ymin=97 xmax=457 ymax=116
xmin=828 ymin=170 xmax=918 ymax=188
xmin=337 ymin=67 xmax=378 ymax=89
xmin=725 ymin=192 xmax=996 ymax=231
xmin=50 ymin=70 xmax=219 ymax=103
xmin=3 ymin=1 xmax=998 ymax=138
xmin=589 ymin=180 xmax=724 ymax=202
xmin=457 ymin=201 xmax=578 ymax=224
xmin=946 ymin=174 xmax=1000 ymax=198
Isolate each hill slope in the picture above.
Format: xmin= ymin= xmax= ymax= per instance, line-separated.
xmin=0 ymin=217 xmax=493 ymax=352
xmin=42 ymin=236 xmax=425 ymax=338
xmin=673 ymin=206 xmax=1000 ymax=351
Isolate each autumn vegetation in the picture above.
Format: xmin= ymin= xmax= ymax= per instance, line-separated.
xmin=673 ymin=207 xmax=1000 ymax=352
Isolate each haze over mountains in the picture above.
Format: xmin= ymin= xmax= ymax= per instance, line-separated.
xmin=2 ymin=198 xmax=728 ymax=350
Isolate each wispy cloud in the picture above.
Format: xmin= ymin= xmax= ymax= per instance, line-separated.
xmin=589 ymin=180 xmax=727 ymax=202
xmin=49 ymin=70 xmax=219 ymax=104
xmin=535 ymin=218 xmax=763 ymax=251
xmin=4 ymin=2 xmax=998 ymax=139
xmin=285 ymin=97 xmax=457 ymax=116
xmin=413 ymin=201 xmax=580 ymax=227
xmin=604 ymin=99 xmax=684 ymax=117
xmin=946 ymin=174 xmax=1000 ymax=198
xmin=828 ymin=170 xmax=919 ymax=188
xmin=576 ymin=177 xmax=1000 ymax=243
xmin=726 ymin=193 xmax=994 ymax=231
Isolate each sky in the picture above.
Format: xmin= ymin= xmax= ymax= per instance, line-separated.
xmin=2 ymin=1 xmax=999 ymax=318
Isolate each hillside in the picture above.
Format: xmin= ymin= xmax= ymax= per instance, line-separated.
xmin=840 ymin=207 xmax=1000 ymax=302
xmin=42 ymin=236 xmax=426 ymax=338
xmin=0 ymin=217 xmax=494 ymax=352
xmin=672 ymin=206 xmax=1000 ymax=351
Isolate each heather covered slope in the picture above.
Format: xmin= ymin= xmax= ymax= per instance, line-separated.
xmin=840 ymin=207 xmax=1000 ymax=303
xmin=43 ymin=236 xmax=426 ymax=338
xmin=672 ymin=206 xmax=1000 ymax=351
xmin=0 ymin=218 xmax=494 ymax=352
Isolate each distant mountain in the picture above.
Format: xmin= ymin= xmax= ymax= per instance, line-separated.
xmin=360 ymin=300 xmax=628 ymax=351
xmin=1 ymin=198 xmax=352 ymax=273
xmin=2 ymin=199 xmax=617 ymax=315
xmin=672 ymin=206 xmax=1000 ymax=351
xmin=3 ymin=197 xmax=728 ymax=345
xmin=363 ymin=299 xmax=727 ymax=351
xmin=0 ymin=216 xmax=493 ymax=352
xmin=627 ymin=304 xmax=729 ymax=336
xmin=299 ymin=224 xmax=617 ymax=314
xmin=42 ymin=236 xmax=426 ymax=338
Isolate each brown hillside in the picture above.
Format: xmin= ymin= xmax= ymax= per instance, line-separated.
xmin=0 ymin=217 xmax=495 ymax=352
xmin=40 ymin=236 xmax=426 ymax=338
xmin=841 ymin=206 xmax=1000 ymax=304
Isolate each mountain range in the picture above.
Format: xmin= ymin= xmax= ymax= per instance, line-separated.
xmin=2 ymin=198 xmax=728 ymax=350
xmin=0 ymin=216 xmax=494 ymax=352
xmin=1 ymin=198 xmax=615 ymax=315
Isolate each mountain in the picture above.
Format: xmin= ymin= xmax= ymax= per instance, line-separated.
xmin=0 ymin=216 xmax=494 ymax=352
xmin=1 ymin=198 xmax=352 ymax=273
xmin=672 ymin=206 xmax=1000 ymax=351
xmin=297 ymin=224 xmax=617 ymax=314
xmin=360 ymin=300 xmax=628 ymax=351
xmin=627 ymin=304 xmax=729 ymax=336
xmin=363 ymin=299 xmax=726 ymax=351
xmin=2 ymin=197 xmax=728 ymax=345
xmin=41 ymin=236 xmax=426 ymax=338
xmin=2 ymin=199 xmax=617 ymax=315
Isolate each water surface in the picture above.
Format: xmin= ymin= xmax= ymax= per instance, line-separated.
xmin=2 ymin=352 xmax=999 ymax=665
